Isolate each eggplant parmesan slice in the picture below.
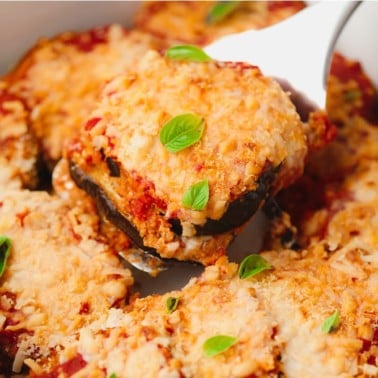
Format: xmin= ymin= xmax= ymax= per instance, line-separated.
xmin=55 ymin=238 xmax=377 ymax=378
xmin=0 ymin=82 xmax=40 ymax=190
xmin=135 ymin=1 xmax=305 ymax=45
xmin=68 ymin=51 xmax=309 ymax=264
xmin=53 ymin=158 xmax=168 ymax=275
xmin=0 ymin=188 xmax=133 ymax=374
xmin=4 ymin=26 xmax=167 ymax=168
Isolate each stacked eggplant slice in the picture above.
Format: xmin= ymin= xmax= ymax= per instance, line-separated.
xmin=68 ymin=50 xmax=316 ymax=265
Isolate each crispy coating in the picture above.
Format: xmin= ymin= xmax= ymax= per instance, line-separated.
xmin=52 ymin=239 xmax=377 ymax=378
xmin=135 ymin=1 xmax=305 ymax=45
xmin=0 ymin=188 xmax=133 ymax=374
xmin=1 ymin=3 xmax=377 ymax=376
xmin=4 ymin=26 xmax=166 ymax=167
xmin=0 ymin=81 xmax=39 ymax=189
xmin=52 ymin=54 xmax=378 ymax=378
xmin=69 ymin=51 xmax=308 ymax=264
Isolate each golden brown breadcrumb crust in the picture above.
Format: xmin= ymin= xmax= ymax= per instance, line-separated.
xmin=68 ymin=51 xmax=308 ymax=265
xmin=0 ymin=2 xmax=377 ymax=377
xmin=40 ymin=54 xmax=378 ymax=378
xmin=4 ymin=26 xmax=167 ymax=167
xmin=0 ymin=188 xmax=133 ymax=374
xmin=51 ymin=240 xmax=377 ymax=378
xmin=0 ymin=81 xmax=39 ymax=189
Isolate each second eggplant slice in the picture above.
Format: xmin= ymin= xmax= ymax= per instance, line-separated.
xmin=68 ymin=51 xmax=308 ymax=265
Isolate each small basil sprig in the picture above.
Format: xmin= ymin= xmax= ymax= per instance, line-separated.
xmin=238 ymin=254 xmax=272 ymax=279
xmin=203 ymin=335 xmax=237 ymax=357
xmin=321 ymin=310 xmax=340 ymax=333
xmin=166 ymin=296 xmax=180 ymax=314
xmin=109 ymin=374 xmax=117 ymax=378
xmin=0 ymin=235 xmax=11 ymax=278
xmin=182 ymin=179 xmax=209 ymax=211
xmin=160 ymin=113 xmax=205 ymax=153
xmin=206 ymin=1 xmax=241 ymax=24
xmin=344 ymin=89 xmax=360 ymax=102
xmin=165 ymin=45 xmax=212 ymax=62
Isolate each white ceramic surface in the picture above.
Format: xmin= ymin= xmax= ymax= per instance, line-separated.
xmin=0 ymin=1 xmax=376 ymax=295
xmin=205 ymin=2 xmax=360 ymax=110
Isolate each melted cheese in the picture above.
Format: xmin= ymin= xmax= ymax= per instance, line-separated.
xmin=0 ymin=189 xmax=133 ymax=372
xmin=64 ymin=239 xmax=377 ymax=378
xmin=71 ymin=51 xmax=308 ymax=263
xmin=0 ymin=81 xmax=39 ymax=189
xmin=5 ymin=26 xmax=166 ymax=164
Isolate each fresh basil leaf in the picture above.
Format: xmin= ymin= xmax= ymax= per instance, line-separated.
xmin=321 ymin=310 xmax=340 ymax=333
xmin=344 ymin=89 xmax=360 ymax=102
xmin=203 ymin=335 xmax=237 ymax=357
xmin=182 ymin=179 xmax=209 ymax=211
xmin=0 ymin=235 xmax=11 ymax=278
xmin=166 ymin=296 xmax=180 ymax=314
xmin=238 ymin=254 xmax=272 ymax=279
xmin=165 ymin=45 xmax=212 ymax=62
xmin=207 ymin=1 xmax=241 ymax=24
xmin=109 ymin=374 xmax=117 ymax=378
xmin=160 ymin=113 xmax=205 ymax=153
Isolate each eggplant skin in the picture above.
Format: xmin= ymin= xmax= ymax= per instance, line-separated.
xmin=105 ymin=156 xmax=121 ymax=177
xmin=70 ymin=160 xmax=279 ymax=245
xmin=194 ymin=165 xmax=280 ymax=236
xmin=69 ymin=160 xmax=157 ymax=254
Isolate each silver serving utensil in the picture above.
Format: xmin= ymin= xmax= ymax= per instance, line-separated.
xmin=205 ymin=1 xmax=360 ymax=116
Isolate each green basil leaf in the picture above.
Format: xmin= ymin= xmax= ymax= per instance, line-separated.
xmin=109 ymin=374 xmax=117 ymax=378
xmin=166 ymin=296 xmax=180 ymax=314
xmin=207 ymin=1 xmax=241 ymax=24
xmin=344 ymin=89 xmax=360 ymax=102
xmin=165 ymin=45 xmax=212 ymax=62
xmin=182 ymin=179 xmax=209 ymax=211
xmin=203 ymin=335 xmax=237 ymax=357
xmin=0 ymin=235 xmax=11 ymax=278
xmin=238 ymin=254 xmax=272 ymax=279
xmin=321 ymin=310 xmax=340 ymax=333
xmin=160 ymin=113 xmax=205 ymax=153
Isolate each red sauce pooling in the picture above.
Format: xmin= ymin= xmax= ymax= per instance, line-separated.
xmin=16 ymin=209 xmax=30 ymax=227
xmin=277 ymin=171 xmax=353 ymax=240
xmin=0 ymin=92 xmax=21 ymax=116
xmin=62 ymin=26 xmax=110 ymax=52
xmin=131 ymin=193 xmax=167 ymax=221
xmin=316 ymin=113 xmax=338 ymax=146
xmin=360 ymin=326 xmax=378 ymax=366
xmin=330 ymin=52 xmax=378 ymax=124
xmin=84 ymin=117 xmax=102 ymax=131
xmin=79 ymin=302 xmax=90 ymax=315
xmin=130 ymin=173 xmax=167 ymax=221
xmin=35 ymin=354 xmax=87 ymax=378
xmin=267 ymin=1 xmax=306 ymax=12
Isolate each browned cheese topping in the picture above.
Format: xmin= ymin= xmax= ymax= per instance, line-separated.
xmin=4 ymin=26 xmax=167 ymax=166
xmin=0 ymin=188 xmax=133 ymax=374
xmin=0 ymin=81 xmax=39 ymax=189
xmin=69 ymin=51 xmax=308 ymax=264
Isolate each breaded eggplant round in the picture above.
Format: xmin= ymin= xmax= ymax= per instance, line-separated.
xmin=0 ymin=81 xmax=40 ymax=189
xmin=68 ymin=51 xmax=308 ymax=265
xmin=4 ymin=26 xmax=167 ymax=168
